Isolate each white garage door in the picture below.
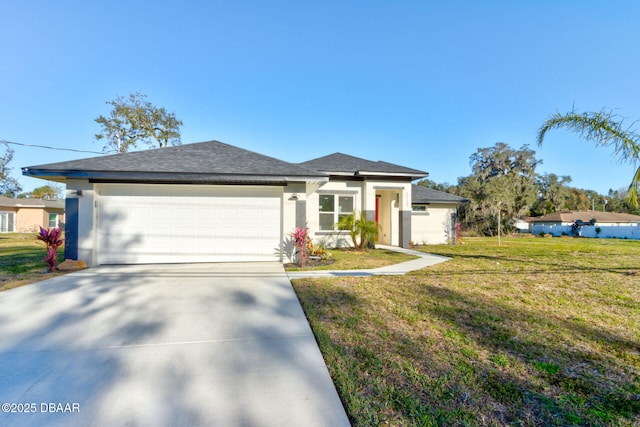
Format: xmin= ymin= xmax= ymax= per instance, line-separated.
xmin=97 ymin=184 xmax=282 ymax=264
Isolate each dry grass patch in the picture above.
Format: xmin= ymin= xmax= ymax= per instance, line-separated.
xmin=293 ymin=237 xmax=640 ymax=426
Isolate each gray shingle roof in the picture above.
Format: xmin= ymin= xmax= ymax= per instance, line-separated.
xmin=412 ymin=184 xmax=469 ymax=204
xmin=23 ymin=140 xmax=328 ymax=184
xmin=300 ymin=153 xmax=427 ymax=179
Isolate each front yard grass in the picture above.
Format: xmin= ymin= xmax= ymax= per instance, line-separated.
xmin=0 ymin=233 xmax=65 ymax=291
xmin=292 ymin=236 xmax=640 ymax=426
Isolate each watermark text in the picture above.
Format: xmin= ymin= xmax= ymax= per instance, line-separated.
xmin=2 ymin=402 xmax=80 ymax=413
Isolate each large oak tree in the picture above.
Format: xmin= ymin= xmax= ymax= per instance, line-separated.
xmin=457 ymin=142 xmax=540 ymax=237
xmin=95 ymin=92 xmax=183 ymax=153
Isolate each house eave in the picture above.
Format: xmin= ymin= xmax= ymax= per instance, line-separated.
xmin=313 ymin=170 xmax=427 ymax=180
xmin=317 ymin=171 xmax=353 ymax=177
xmin=356 ymin=171 xmax=427 ymax=180
xmin=0 ymin=203 xmax=47 ymax=208
xmin=23 ymin=168 xmax=329 ymax=186
xmin=412 ymin=199 xmax=469 ymax=205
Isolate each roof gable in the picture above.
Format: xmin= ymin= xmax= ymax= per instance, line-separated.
xmin=300 ymin=153 xmax=427 ymax=179
xmin=23 ymin=140 xmax=328 ymax=184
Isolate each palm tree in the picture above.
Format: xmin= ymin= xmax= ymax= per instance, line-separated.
xmin=537 ymin=108 xmax=640 ymax=205
xmin=338 ymin=211 xmax=379 ymax=249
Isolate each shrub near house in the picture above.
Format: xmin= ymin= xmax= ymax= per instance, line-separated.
xmin=36 ymin=227 xmax=64 ymax=272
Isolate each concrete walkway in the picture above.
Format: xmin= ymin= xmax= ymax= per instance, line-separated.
xmin=286 ymin=245 xmax=450 ymax=279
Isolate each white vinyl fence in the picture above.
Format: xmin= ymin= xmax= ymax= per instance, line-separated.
xmin=531 ymin=223 xmax=640 ymax=239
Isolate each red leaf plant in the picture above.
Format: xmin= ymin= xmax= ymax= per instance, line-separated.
xmin=36 ymin=227 xmax=64 ymax=272
xmin=289 ymin=225 xmax=310 ymax=266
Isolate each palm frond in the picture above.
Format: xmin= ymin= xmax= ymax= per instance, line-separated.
xmin=538 ymin=107 xmax=640 ymax=206
xmin=537 ymin=108 xmax=640 ymax=163
xmin=627 ymin=165 xmax=640 ymax=206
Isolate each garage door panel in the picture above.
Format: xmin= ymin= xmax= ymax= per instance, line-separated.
xmin=97 ymin=185 xmax=282 ymax=264
xmin=175 ymin=207 xmax=196 ymax=222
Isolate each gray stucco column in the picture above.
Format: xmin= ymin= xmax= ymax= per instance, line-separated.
xmin=400 ymin=210 xmax=412 ymax=248
xmin=364 ymin=210 xmax=376 ymax=222
xmin=295 ymin=200 xmax=307 ymax=229
xmin=64 ymin=198 xmax=79 ymax=260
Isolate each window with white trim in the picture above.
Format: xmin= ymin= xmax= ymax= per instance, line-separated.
xmin=0 ymin=211 xmax=15 ymax=233
xmin=319 ymin=195 xmax=354 ymax=230
xmin=48 ymin=213 xmax=58 ymax=228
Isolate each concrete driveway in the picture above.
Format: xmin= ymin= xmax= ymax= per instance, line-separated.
xmin=0 ymin=263 xmax=350 ymax=427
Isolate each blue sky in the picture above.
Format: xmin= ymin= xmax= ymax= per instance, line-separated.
xmin=2 ymin=1 xmax=640 ymax=195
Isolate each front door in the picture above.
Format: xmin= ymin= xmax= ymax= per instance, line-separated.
xmin=375 ymin=191 xmax=399 ymax=245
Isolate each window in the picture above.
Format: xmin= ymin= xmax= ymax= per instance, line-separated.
xmin=319 ymin=195 xmax=354 ymax=230
xmin=48 ymin=213 xmax=58 ymax=228
xmin=412 ymin=205 xmax=428 ymax=213
xmin=0 ymin=211 xmax=15 ymax=233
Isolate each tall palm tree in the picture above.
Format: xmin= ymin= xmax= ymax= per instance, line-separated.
xmin=537 ymin=108 xmax=640 ymax=205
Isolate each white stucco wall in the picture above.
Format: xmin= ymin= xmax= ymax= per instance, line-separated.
xmin=307 ymin=180 xmax=414 ymax=248
xmin=307 ymin=180 xmax=363 ymax=248
xmin=368 ymin=181 xmax=412 ymax=247
xmin=411 ymin=204 xmax=457 ymax=244
xmin=282 ymin=182 xmax=310 ymax=263
xmin=282 ymin=183 xmax=304 ymax=231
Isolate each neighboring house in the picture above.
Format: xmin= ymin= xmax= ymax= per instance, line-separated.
xmin=22 ymin=140 xmax=438 ymax=265
xmin=410 ymin=185 xmax=469 ymax=244
xmin=514 ymin=217 xmax=532 ymax=233
xmin=529 ymin=210 xmax=640 ymax=239
xmin=0 ymin=196 xmax=65 ymax=233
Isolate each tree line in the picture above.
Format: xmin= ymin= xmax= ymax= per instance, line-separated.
xmin=424 ymin=107 xmax=640 ymax=236
xmin=418 ymin=142 xmax=640 ymax=236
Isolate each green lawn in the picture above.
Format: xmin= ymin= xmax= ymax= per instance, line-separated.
xmin=0 ymin=233 xmax=66 ymax=291
xmin=292 ymin=236 xmax=640 ymax=426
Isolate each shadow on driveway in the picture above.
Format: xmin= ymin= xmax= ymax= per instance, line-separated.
xmin=0 ymin=263 xmax=350 ymax=427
